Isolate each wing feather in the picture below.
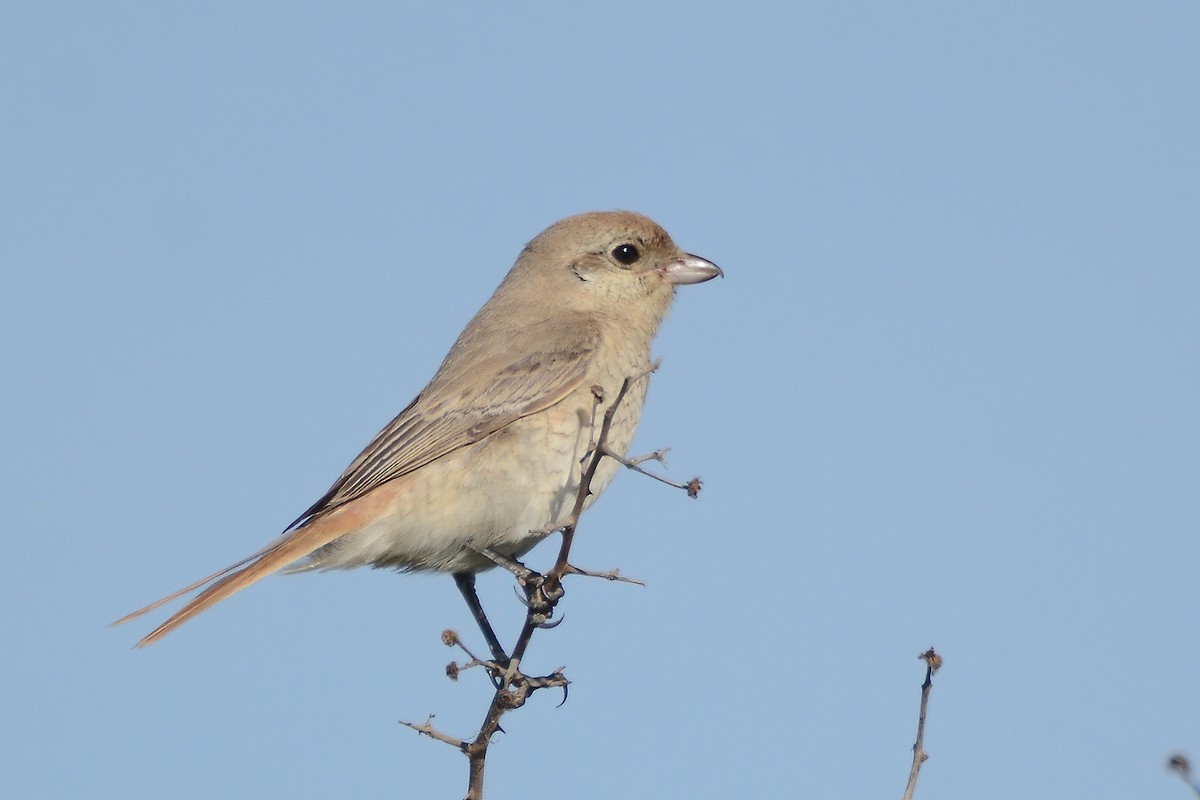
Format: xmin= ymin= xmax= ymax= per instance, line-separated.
xmin=289 ymin=319 xmax=600 ymax=528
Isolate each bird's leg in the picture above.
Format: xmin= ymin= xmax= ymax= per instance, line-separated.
xmin=453 ymin=572 xmax=510 ymax=667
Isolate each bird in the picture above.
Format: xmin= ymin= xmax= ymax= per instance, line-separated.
xmin=115 ymin=210 xmax=722 ymax=650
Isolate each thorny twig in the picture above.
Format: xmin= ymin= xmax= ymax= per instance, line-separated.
xmin=400 ymin=368 xmax=700 ymax=800
xmin=903 ymin=647 xmax=943 ymax=800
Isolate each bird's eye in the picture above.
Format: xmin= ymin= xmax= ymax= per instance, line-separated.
xmin=611 ymin=243 xmax=640 ymax=266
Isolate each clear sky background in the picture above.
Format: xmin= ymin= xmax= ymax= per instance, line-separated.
xmin=3 ymin=3 xmax=1197 ymax=799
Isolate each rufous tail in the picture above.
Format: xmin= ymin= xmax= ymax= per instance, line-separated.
xmin=113 ymin=516 xmax=350 ymax=647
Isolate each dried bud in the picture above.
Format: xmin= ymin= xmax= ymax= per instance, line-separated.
xmin=441 ymin=629 xmax=459 ymax=647
xmin=686 ymin=477 xmax=702 ymax=498
xmin=919 ymin=647 xmax=943 ymax=674
xmin=1167 ymin=754 xmax=1191 ymax=777
xmin=445 ymin=661 xmax=460 ymax=681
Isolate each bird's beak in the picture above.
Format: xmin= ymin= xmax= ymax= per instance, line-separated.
xmin=660 ymin=253 xmax=724 ymax=285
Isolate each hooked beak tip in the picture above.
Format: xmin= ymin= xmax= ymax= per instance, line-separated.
xmin=662 ymin=253 xmax=723 ymax=285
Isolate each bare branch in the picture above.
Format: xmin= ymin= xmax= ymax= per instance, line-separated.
xmin=902 ymin=647 xmax=942 ymax=800
xmin=403 ymin=364 xmax=698 ymax=799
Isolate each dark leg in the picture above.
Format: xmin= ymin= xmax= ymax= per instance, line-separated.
xmin=453 ymin=572 xmax=508 ymax=664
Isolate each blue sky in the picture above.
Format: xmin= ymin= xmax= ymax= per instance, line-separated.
xmin=3 ymin=3 xmax=1197 ymax=798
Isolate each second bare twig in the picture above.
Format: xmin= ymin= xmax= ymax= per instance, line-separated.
xmin=902 ymin=647 xmax=943 ymax=800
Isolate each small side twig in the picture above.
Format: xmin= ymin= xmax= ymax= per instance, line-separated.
xmin=400 ymin=716 xmax=467 ymax=750
xmin=902 ymin=647 xmax=942 ymax=800
xmin=563 ymin=564 xmax=645 ymax=586
xmin=1168 ymin=754 xmax=1200 ymax=798
xmin=439 ymin=629 xmax=506 ymax=681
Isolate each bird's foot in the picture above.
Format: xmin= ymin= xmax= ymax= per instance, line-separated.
xmin=512 ymin=569 xmax=565 ymax=626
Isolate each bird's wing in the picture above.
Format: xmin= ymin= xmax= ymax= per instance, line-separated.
xmin=289 ymin=319 xmax=602 ymax=528
xmin=115 ymin=320 xmax=603 ymax=645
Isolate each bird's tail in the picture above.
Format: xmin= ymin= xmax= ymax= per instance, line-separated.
xmin=113 ymin=514 xmax=353 ymax=647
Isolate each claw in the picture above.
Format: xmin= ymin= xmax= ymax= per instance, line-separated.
xmin=512 ymin=585 xmax=551 ymax=614
xmin=557 ymin=682 xmax=569 ymax=708
xmin=485 ymin=664 xmax=505 ymax=690
xmin=536 ymin=614 xmax=565 ymax=630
